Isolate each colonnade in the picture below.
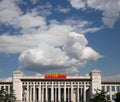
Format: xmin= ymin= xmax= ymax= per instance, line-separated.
xmin=22 ymin=82 xmax=90 ymax=102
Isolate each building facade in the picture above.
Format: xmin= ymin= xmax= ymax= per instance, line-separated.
xmin=0 ymin=69 xmax=120 ymax=102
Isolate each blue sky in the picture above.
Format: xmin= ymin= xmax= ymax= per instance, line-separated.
xmin=0 ymin=0 xmax=120 ymax=80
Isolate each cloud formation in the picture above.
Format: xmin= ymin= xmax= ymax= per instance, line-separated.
xmin=69 ymin=0 xmax=120 ymax=28
xmin=0 ymin=0 xmax=46 ymax=30
xmin=19 ymin=32 xmax=102 ymax=73
xmin=0 ymin=0 xmax=102 ymax=73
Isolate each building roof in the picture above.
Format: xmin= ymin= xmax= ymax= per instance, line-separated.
xmin=20 ymin=78 xmax=92 ymax=81
xmin=13 ymin=69 xmax=24 ymax=75
xmin=0 ymin=82 xmax=12 ymax=84
xmin=101 ymin=82 xmax=120 ymax=84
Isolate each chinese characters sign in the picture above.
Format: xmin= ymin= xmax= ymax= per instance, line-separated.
xmin=45 ymin=73 xmax=67 ymax=79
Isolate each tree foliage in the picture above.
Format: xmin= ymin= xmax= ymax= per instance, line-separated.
xmin=90 ymin=89 xmax=111 ymax=102
xmin=115 ymin=92 xmax=120 ymax=102
xmin=0 ymin=88 xmax=16 ymax=102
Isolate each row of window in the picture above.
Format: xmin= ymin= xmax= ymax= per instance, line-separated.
xmin=22 ymin=81 xmax=91 ymax=85
xmin=102 ymin=85 xmax=120 ymax=91
xmin=0 ymin=85 xmax=12 ymax=92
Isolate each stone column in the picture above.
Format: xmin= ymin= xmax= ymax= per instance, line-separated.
xmin=68 ymin=88 xmax=70 ymax=102
xmin=77 ymin=83 xmax=79 ymax=102
xmin=80 ymin=87 xmax=82 ymax=101
xmin=83 ymin=83 xmax=86 ymax=102
xmin=71 ymin=82 xmax=73 ymax=102
xmin=26 ymin=83 xmax=29 ymax=101
xmin=45 ymin=83 xmax=48 ymax=102
xmin=51 ymin=82 xmax=54 ymax=102
xmin=33 ymin=83 xmax=36 ymax=101
xmin=64 ymin=82 xmax=66 ymax=102
xmin=55 ymin=88 xmax=57 ymax=102
xmin=29 ymin=86 xmax=32 ymax=102
xmin=8 ymin=86 xmax=10 ymax=94
xmin=110 ymin=85 xmax=112 ymax=100
xmin=38 ymin=82 xmax=41 ymax=102
xmin=58 ymin=83 xmax=61 ymax=102
xmin=41 ymin=87 xmax=44 ymax=102
xmin=22 ymin=87 xmax=25 ymax=101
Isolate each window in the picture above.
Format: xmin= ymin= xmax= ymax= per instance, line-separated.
xmin=6 ymin=86 xmax=8 ymax=91
xmin=10 ymin=86 xmax=12 ymax=92
xmin=107 ymin=86 xmax=110 ymax=91
xmin=117 ymin=86 xmax=120 ymax=91
xmin=112 ymin=86 xmax=115 ymax=91
xmin=102 ymin=86 xmax=105 ymax=90
xmin=1 ymin=86 xmax=4 ymax=90
xmin=112 ymin=95 xmax=116 ymax=100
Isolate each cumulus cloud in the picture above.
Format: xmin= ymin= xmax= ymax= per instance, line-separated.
xmin=0 ymin=23 xmax=73 ymax=53
xmin=0 ymin=0 xmax=102 ymax=73
xmin=19 ymin=44 xmax=74 ymax=72
xmin=0 ymin=18 xmax=100 ymax=54
xmin=19 ymin=32 xmax=102 ymax=73
xmin=17 ymin=13 xmax=46 ymax=29
xmin=64 ymin=32 xmax=88 ymax=60
xmin=0 ymin=0 xmax=46 ymax=29
xmin=0 ymin=0 xmax=22 ymax=25
xmin=69 ymin=0 xmax=120 ymax=28
xmin=64 ymin=32 xmax=101 ymax=62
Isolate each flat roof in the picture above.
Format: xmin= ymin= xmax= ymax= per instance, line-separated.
xmin=20 ymin=78 xmax=92 ymax=81
xmin=101 ymin=82 xmax=120 ymax=84
xmin=0 ymin=82 xmax=13 ymax=84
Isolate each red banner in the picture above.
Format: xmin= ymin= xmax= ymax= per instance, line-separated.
xmin=45 ymin=73 xmax=66 ymax=79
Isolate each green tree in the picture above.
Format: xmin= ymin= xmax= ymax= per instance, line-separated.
xmin=0 ymin=89 xmax=6 ymax=102
xmin=115 ymin=92 xmax=120 ymax=102
xmin=0 ymin=88 xmax=16 ymax=102
xmin=90 ymin=89 xmax=111 ymax=102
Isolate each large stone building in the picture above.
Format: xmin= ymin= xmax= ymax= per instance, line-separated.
xmin=0 ymin=69 xmax=120 ymax=102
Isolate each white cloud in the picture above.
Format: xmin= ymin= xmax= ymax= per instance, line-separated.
xmin=19 ymin=44 xmax=75 ymax=72
xmin=0 ymin=0 xmax=22 ymax=25
xmin=0 ymin=18 xmax=100 ymax=54
xmin=19 ymin=32 xmax=102 ymax=72
xmin=87 ymin=0 xmax=120 ymax=28
xmin=56 ymin=6 xmax=70 ymax=13
xmin=64 ymin=18 xmax=101 ymax=33
xmin=64 ymin=67 xmax=79 ymax=75
xmin=0 ymin=0 xmax=102 ymax=73
xmin=0 ymin=18 xmax=101 ymax=72
xmin=30 ymin=2 xmax=52 ymax=16
xmin=64 ymin=32 xmax=88 ymax=59
xmin=64 ymin=32 xmax=101 ymax=62
xmin=0 ymin=0 xmax=46 ymax=29
xmin=64 ymin=18 xmax=89 ymax=27
xmin=18 ymin=13 xmax=46 ymax=28
xmin=0 ymin=23 xmax=73 ymax=53
xmin=81 ymin=47 xmax=102 ymax=62
xmin=69 ymin=0 xmax=120 ymax=28
xmin=69 ymin=0 xmax=86 ymax=9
